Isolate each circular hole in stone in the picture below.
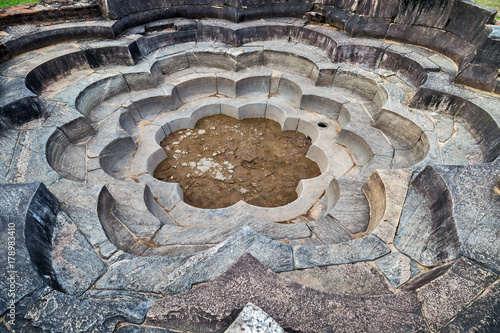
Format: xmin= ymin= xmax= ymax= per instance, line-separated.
xmin=153 ymin=114 xmax=321 ymax=209
xmin=318 ymin=122 xmax=328 ymax=128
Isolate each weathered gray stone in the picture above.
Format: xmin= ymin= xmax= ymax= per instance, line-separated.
xmin=404 ymin=257 xmax=497 ymax=332
xmin=441 ymin=279 xmax=500 ymax=333
xmin=158 ymin=227 xmax=294 ymax=294
xmin=52 ymin=211 xmax=106 ymax=296
xmin=154 ymin=212 xmax=311 ymax=246
xmin=46 ymin=128 xmax=87 ymax=182
xmin=106 ymin=183 xmax=164 ymax=239
xmin=364 ymin=169 xmax=412 ymax=244
xmin=13 ymin=287 xmax=150 ymax=333
xmin=294 ymin=235 xmax=391 ymax=269
xmin=95 ymin=252 xmax=188 ymax=293
xmin=48 ymin=181 xmax=109 ymax=249
xmin=6 ymin=128 xmax=62 ymax=186
xmin=143 ymin=245 xmax=212 ymax=258
xmin=307 ymin=215 xmax=352 ymax=244
xmin=376 ymin=252 xmax=420 ymax=288
xmin=146 ymin=253 xmax=429 ymax=333
xmin=225 ymin=303 xmax=284 ymax=333
xmin=329 ymin=177 xmax=370 ymax=234
xmin=279 ymin=262 xmax=391 ymax=295
xmin=0 ymin=129 xmax=19 ymax=180
xmin=394 ymin=166 xmax=462 ymax=267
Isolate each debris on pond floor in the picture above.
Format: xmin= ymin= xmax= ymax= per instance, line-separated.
xmin=154 ymin=115 xmax=321 ymax=209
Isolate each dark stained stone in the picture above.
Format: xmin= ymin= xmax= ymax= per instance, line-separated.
xmin=432 ymin=163 xmax=500 ymax=273
xmin=279 ymin=262 xmax=391 ymax=295
xmin=441 ymin=279 xmax=500 ymax=333
xmin=0 ymin=78 xmax=45 ymax=127
xmin=357 ymin=0 xmax=399 ymax=17
xmin=454 ymin=63 xmax=497 ymax=92
xmin=395 ymin=0 xmax=455 ymax=29
xmin=0 ymin=183 xmax=54 ymax=316
xmin=145 ymin=253 xmax=429 ymax=333
xmin=344 ymin=15 xmax=391 ymax=38
xmin=394 ymin=166 xmax=462 ymax=267
xmin=403 ymin=257 xmax=497 ymax=332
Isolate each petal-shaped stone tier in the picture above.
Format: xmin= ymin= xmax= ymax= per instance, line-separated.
xmin=0 ymin=4 xmax=499 ymax=332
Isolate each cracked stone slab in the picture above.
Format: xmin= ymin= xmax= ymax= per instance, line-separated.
xmin=146 ymin=253 xmax=429 ymax=333
xmin=157 ymin=227 xmax=294 ymax=295
xmin=5 ymin=128 xmax=62 ymax=186
xmin=95 ymin=251 xmax=189 ymax=293
xmin=11 ymin=287 xmax=150 ymax=333
xmin=52 ymin=211 xmax=106 ymax=296
xmin=225 ymin=303 xmax=284 ymax=333
xmin=433 ymin=163 xmax=500 ymax=272
xmin=48 ymin=180 xmax=109 ymax=248
xmin=106 ymin=183 xmax=164 ymax=239
xmin=328 ymin=177 xmax=371 ymax=234
xmin=279 ymin=262 xmax=391 ymax=295
xmin=293 ymin=235 xmax=391 ymax=269
xmin=394 ymin=166 xmax=462 ymax=267
xmin=376 ymin=252 xmax=420 ymax=288
xmin=154 ymin=211 xmax=311 ymax=246
xmin=307 ymin=215 xmax=353 ymax=245
xmin=403 ymin=257 xmax=497 ymax=332
xmin=365 ymin=169 xmax=412 ymax=244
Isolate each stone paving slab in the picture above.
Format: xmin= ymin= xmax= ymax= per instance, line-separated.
xmin=146 ymin=253 xmax=429 ymax=333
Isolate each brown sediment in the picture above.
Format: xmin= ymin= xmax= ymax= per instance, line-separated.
xmin=153 ymin=115 xmax=321 ymax=209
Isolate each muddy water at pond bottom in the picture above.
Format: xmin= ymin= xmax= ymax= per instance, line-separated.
xmin=154 ymin=115 xmax=321 ymax=209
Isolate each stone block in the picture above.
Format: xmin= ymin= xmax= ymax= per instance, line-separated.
xmin=225 ymin=303 xmax=284 ymax=333
xmin=395 ymin=0 xmax=454 ymax=29
xmin=441 ymin=280 xmax=500 ymax=333
xmin=454 ymin=63 xmax=496 ymax=92
xmin=25 ymin=50 xmax=90 ymax=94
xmin=95 ymin=251 xmax=188 ymax=292
xmin=307 ymin=215 xmax=352 ymax=244
xmin=376 ymin=252 xmax=420 ymax=288
xmin=345 ymin=15 xmax=391 ymax=39
xmin=146 ymin=253 xmax=428 ymax=332
xmin=357 ymin=0 xmax=399 ymax=17
xmin=279 ymin=261 xmax=391 ymax=295
xmin=158 ymin=227 xmax=294 ymax=294
xmin=394 ymin=166 xmax=461 ymax=267
xmin=52 ymin=211 xmax=106 ymax=296
xmin=294 ymin=235 xmax=390 ymax=269
xmin=404 ymin=257 xmax=497 ymax=332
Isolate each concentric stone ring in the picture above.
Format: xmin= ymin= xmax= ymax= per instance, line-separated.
xmin=0 ymin=1 xmax=499 ymax=332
